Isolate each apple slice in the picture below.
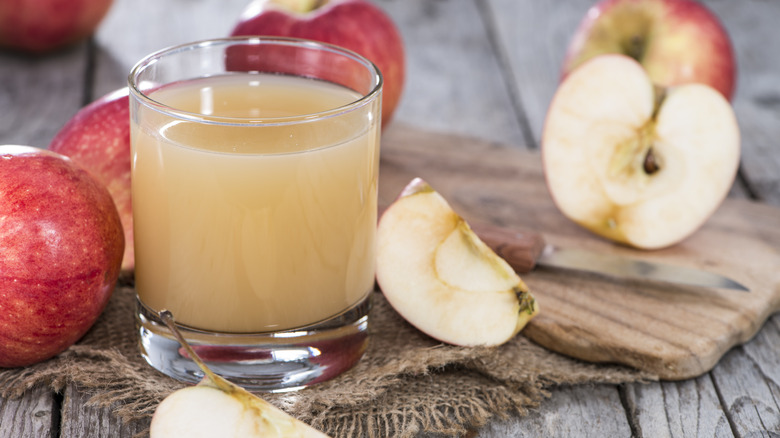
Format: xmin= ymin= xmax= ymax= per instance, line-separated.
xmin=150 ymin=311 xmax=329 ymax=438
xmin=542 ymin=54 xmax=740 ymax=249
xmin=376 ymin=178 xmax=538 ymax=347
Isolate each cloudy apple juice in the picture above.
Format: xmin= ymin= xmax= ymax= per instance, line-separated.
xmin=129 ymin=37 xmax=382 ymax=391
xmin=131 ymin=73 xmax=380 ymax=334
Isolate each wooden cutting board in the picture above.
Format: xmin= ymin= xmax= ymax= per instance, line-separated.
xmin=378 ymin=125 xmax=780 ymax=381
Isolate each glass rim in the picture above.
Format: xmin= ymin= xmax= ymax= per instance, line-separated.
xmin=127 ymin=36 xmax=383 ymax=127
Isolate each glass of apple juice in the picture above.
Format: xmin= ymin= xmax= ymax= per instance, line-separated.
xmin=128 ymin=37 xmax=382 ymax=391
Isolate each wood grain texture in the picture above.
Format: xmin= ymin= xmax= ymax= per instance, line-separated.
xmin=472 ymin=384 xmax=632 ymax=437
xmin=380 ymin=124 xmax=780 ymax=381
xmin=0 ymin=386 xmax=55 ymax=438
xmin=710 ymin=316 xmax=780 ymax=436
xmin=705 ymin=0 xmax=780 ymax=206
xmin=60 ymin=385 xmax=150 ymax=438
xmin=483 ymin=0 xmax=589 ymax=149
xmin=377 ymin=0 xmax=526 ymax=146
xmin=0 ymin=45 xmax=88 ymax=148
xmin=623 ymin=376 xmax=733 ymax=437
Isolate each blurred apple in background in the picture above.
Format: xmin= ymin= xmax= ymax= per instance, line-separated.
xmin=0 ymin=0 xmax=113 ymax=53
xmin=49 ymin=88 xmax=134 ymax=274
xmin=230 ymin=0 xmax=405 ymax=126
xmin=561 ymin=0 xmax=736 ymax=101
xmin=543 ymin=55 xmax=740 ymax=249
xmin=0 ymin=145 xmax=124 ymax=367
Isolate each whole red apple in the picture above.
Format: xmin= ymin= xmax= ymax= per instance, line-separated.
xmin=230 ymin=0 xmax=405 ymax=126
xmin=0 ymin=0 xmax=113 ymax=53
xmin=561 ymin=0 xmax=736 ymax=101
xmin=0 ymin=145 xmax=124 ymax=368
xmin=49 ymin=88 xmax=133 ymax=274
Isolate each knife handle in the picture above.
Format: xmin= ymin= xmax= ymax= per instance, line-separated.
xmin=469 ymin=223 xmax=546 ymax=273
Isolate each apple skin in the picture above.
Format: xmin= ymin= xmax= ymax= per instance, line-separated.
xmin=0 ymin=146 xmax=124 ymax=368
xmin=230 ymin=0 xmax=405 ymax=126
xmin=49 ymin=88 xmax=133 ymax=274
xmin=561 ymin=0 xmax=736 ymax=101
xmin=0 ymin=0 xmax=113 ymax=53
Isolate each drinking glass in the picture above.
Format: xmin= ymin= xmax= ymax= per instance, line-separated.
xmin=128 ymin=36 xmax=382 ymax=391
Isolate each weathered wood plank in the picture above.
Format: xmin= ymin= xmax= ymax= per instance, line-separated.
xmin=483 ymin=0 xmax=589 ymax=149
xmin=710 ymin=314 xmax=780 ymax=437
xmin=704 ymin=0 xmax=780 ymax=207
xmin=377 ymin=0 xmax=526 ymax=146
xmin=0 ymin=43 xmax=89 ymax=148
xmin=0 ymin=386 xmax=56 ymax=438
xmin=623 ymin=378 xmax=733 ymax=438
xmin=60 ymin=385 xmax=150 ymax=438
xmin=470 ymin=384 xmax=631 ymax=437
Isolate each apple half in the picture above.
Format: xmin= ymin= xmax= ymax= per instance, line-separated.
xmin=376 ymin=178 xmax=538 ymax=347
xmin=542 ymin=54 xmax=740 ymax=249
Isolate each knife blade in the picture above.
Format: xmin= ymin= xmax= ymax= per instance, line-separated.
xmin=470 ymin=223 xmax=749 ymax=292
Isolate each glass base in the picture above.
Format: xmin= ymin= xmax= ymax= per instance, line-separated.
xmin=136 ymin=294 xmax=371 ymax=392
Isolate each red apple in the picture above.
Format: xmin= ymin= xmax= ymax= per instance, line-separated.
xmin=0 ymin=0 xmax=113 ymax=53
xmin=0 ymin=145 xmax=124 ymax=367
xmin=49 ymin=88 xmax=133 ymax=273
xmin=230 ymin=0 xmax=405 ymax=125
xmin=561 ymin=0 xmax=736 ymax=101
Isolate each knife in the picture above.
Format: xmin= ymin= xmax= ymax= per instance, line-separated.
xmin=469 ymin=223 xmax=749 ymax=292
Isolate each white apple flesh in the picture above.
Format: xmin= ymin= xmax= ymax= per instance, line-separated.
xmin=542 ymin=54 xmax=740 ymax=249
xmin=150 ymin=311 xmax=329 ymax=438
xmin=376 ymin=178 xmax=538 ymax=347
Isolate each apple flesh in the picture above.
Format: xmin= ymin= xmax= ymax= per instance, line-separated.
xmin=49 ymin=88 xmax=133 ymax=274
xmin=542 ymin=54 xmax=740 ymax=249
xmin=150 ymin=311 xmax=329 ymax=438
xmin=0 ymin=145 xmax=124 ymax=368
xmin=562 ymin=0 xmax=736 ymax=101
xmin=0 ymin=0 xmax=113 ymax=53
xmin=230 ymin=0 xmax=405 ymax=126
xmin=376 ymin=178 xmax=538 ymax=347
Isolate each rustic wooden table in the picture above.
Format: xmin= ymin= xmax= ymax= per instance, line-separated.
xmin=1 ymin=0 xmax=779 ymax=436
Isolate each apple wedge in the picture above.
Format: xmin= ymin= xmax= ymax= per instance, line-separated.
xmin=542 ymin=54 xmax=740 ymax=249
xmin=376 ymin=178 xmax=538 ymax=347
xmin=150 ymin=311 xmax=328 ymax=438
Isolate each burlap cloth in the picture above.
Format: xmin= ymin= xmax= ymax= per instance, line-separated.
xmin=0 ymin=283 xmax=653 ymax=436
